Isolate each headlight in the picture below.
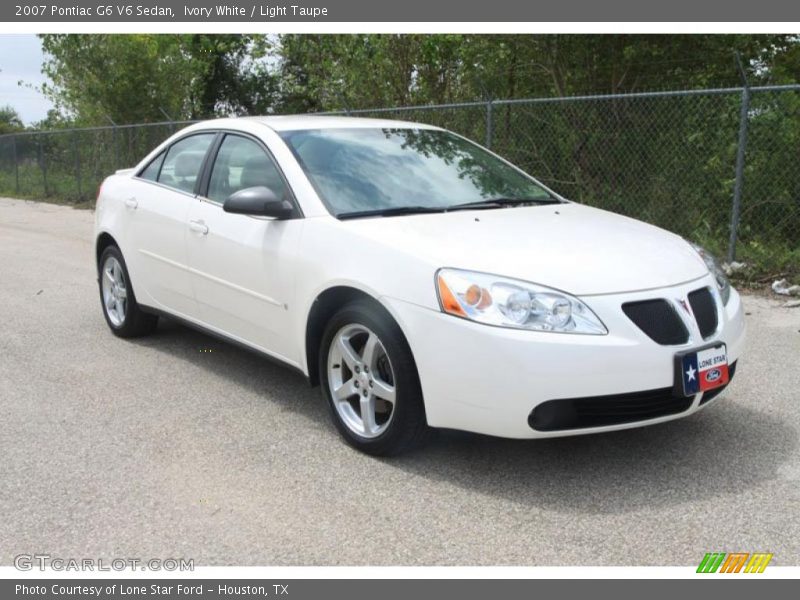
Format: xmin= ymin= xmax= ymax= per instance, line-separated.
xmin=436 ymin=268 xmax=607 ymax=334
xmin=690 ymin=243 xmax=731 ymax=305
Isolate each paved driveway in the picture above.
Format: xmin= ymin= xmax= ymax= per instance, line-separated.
xmin=1 ymin=197 xmax=798 ymax=566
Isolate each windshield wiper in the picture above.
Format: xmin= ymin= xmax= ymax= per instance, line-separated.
xmin=445 ymin=197 xmax=563 ymax=211
xmin=337 ymin=205 xmax=447 ymax=220
xmin=336 ymin=197 xmax=562 ymax=220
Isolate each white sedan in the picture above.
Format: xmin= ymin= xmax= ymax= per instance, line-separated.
xmin=94 ymin=116 xmax=746 ymax=455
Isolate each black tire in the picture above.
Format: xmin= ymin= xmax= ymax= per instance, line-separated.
xmin=98 ymin=245 xmax=158 ymax=338
xmin=319 ymin=299 xmax=431 ymax=456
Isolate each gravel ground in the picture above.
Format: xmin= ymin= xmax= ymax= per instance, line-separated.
xmin=1 ymin=197 xmax=798 ymax=566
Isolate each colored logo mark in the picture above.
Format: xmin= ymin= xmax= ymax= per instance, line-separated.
xmin=697 ymin=552 xmax=773 ymax=573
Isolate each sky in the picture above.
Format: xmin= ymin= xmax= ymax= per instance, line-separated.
xmin=0 ymin=34 xmax=55 ymax=125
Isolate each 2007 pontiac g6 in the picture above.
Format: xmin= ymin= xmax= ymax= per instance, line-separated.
xmin=94 ymin=116 xmax=745 ymax=455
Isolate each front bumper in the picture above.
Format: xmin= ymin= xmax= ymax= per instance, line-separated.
xmin=384 ymin=274 xmax=746 ymax=439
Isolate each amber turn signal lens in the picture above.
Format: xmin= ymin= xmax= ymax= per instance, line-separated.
xmin=437 ymin=274 xmax=466 ymax=317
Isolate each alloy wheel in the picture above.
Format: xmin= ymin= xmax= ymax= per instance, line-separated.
xmin=327 ymin=324 xmax=397 ymax=438
xmin=101 ymin=256 xmax=128 ymax=327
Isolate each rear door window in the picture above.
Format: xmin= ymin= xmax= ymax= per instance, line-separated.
xmin=157 ymin=134 xmax=216 ymax=194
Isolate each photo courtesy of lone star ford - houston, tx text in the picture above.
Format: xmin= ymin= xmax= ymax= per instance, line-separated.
xmin=0 ymin=1 xmax=799 ymax=599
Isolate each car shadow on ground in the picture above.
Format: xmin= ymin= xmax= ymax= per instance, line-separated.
xmin=390 ymin=403 xmax=797 ymax=515
xmin=131 ymin=318 xmax=797 ymax=516
xmin=129 ymin=317 xmax=326 ymax=414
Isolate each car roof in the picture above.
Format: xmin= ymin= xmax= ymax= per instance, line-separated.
xmin=194 ymin=115 xmax=443 ymax=133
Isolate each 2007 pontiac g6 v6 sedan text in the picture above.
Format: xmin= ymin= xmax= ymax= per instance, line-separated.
xmin=94 ymin=116 xmax=745 ymax=455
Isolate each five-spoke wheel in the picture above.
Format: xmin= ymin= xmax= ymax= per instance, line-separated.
xmin=320 ymin=299 xmax=430 ymax=455
xmin=101 ymin=256 xmax=128 ymax=327
xmin=97 ymin=244 xmax=158 ymax=338
xmin=327 ymin=324 xmax=397 ymax=438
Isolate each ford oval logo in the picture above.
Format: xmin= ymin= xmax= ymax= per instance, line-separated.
xmin=705 ymin=369 xmax=722 ymax=382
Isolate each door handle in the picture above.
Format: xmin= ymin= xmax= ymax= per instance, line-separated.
xmin=189 ymin=219 xmax=209 ymax=235
xmin=124 ymin=197 xmax=138 ymax=209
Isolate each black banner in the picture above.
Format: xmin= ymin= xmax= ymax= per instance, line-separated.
xmin=4 ymin=579 xmax=797 ymax=600
xmin=4 ymin=0 xmax=800 ymax=22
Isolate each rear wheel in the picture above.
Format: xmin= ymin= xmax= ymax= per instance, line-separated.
xmin=98 ymin=245 xmax=158 ymax=338
xmin=319 ymin=300 xmax=430 ymax=455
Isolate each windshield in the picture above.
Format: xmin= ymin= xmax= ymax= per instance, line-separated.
xmin=279 ymin=128 xmax=553 ymax=217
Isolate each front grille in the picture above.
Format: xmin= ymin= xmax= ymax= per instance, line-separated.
xmin=699 ymin=360 xmax=737 ymax=405
xmin=622 ymin=299 xmax=689 ymax=345
xmin=529 ymin=388 xmax=692 ymax=431
xmin=688 ymin=287 xmax=718 ymax=338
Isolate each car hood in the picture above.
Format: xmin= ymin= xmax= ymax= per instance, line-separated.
xmin=337 ymin=202 xmax=709 ymax=296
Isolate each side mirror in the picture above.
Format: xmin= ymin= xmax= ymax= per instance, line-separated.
xmin=222 ymin=186 xmax=296 ymax=219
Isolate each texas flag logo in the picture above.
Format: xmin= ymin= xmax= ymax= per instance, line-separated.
xmin=682 ymin=346 xmax=729 ymax=396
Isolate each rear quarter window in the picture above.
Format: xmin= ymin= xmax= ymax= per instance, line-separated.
xmin=138 ymin=151 xmax=165 ymax=182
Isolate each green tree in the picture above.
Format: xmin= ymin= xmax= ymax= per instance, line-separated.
xmin=39 ymin=34 xmax=276 ymax=124
xmin=184 ymin=34 xmax=278 ymax=118
xmin=0 ymin=105 xmax=23 ymax=134
xmin=276 ymin=34 xmax=796 ymax=112
xmin=40 ymin=34 xmax=192 ymax=123
xmin=277 ymin=35 xmax=469 ymax=112
xmin=38 ymin=34 xmax=800 ymax=121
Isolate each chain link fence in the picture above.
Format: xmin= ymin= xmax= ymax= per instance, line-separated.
xmin=0 ymin=85 xmax=798 ymax=280
xmin=0 ymin=121 xmax=192 ymax=202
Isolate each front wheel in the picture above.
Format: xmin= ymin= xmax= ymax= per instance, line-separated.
xmin=319 ymin=300 xmax=430 ymax=456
